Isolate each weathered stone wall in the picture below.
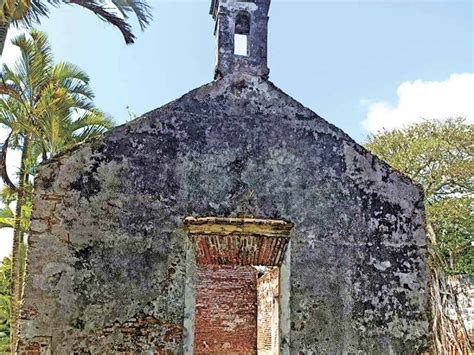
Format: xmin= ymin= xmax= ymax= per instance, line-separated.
xmin=20 ymin=144 xmax=186 ymax=353
xmin=19 ymin=73 xmax=430 ymax=353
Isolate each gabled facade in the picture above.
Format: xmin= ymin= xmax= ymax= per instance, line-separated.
xmin=18 ymin=1 xmax=430 ymax=354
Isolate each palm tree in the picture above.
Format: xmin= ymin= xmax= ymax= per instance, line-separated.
xmin=0 ymin=1 xmax=40 ymax=55
xmin=0 ymin=29 xmax=112 ymax=350
xmin=0 ymin=0 xmax=152 ymax=57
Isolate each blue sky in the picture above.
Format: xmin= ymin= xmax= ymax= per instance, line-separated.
xmin=6 ymin=0 xmax=471 ymax=142
xmin=0 ymin=0 xmax=472 ymax=257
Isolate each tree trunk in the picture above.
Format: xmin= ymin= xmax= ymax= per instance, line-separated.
xmin=0 ymin=22 xmax=10 ymax=60
xmin=426 ymin=221 xmax=472 ymax=354
xmin=10 ymin=134 xmax=30 ymax=353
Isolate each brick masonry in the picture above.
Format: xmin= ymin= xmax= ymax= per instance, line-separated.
xmin=257 ymin=267 xmax=280 ymax=354
xmin=17 ymin=337 xmax=51 ymax=355
xmin=194 ymin=265 xmax=257 ymax=354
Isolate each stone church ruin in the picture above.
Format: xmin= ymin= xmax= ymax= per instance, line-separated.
xmin=18 ymin=0 xmax=430 ymax=353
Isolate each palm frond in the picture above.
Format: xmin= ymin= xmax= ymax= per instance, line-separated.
xmin=0 ymin=203 xmax=14 ymax=229
xmin=0 ymin=81 xmax=21 ymax=102
xmin=1 ymin=0 xmax=30 ymax=22
xmin=8 ymin=30 xmax=53 ymax=106
xmin=1 ymin=65 xmax=24 ymax=95
xmin=70 ymin=109 xmax=113 ymax=132
xmin=68 ymin=0 xmax=135 ymax=44
xmin=2 ymin=0 xmax=152 ymax=45
xmin=110 ymin=0 xmax=152 ymax=30
xmin=13 ymin=0 xmax=50 ymax=26
xmin=52 ymin=62 xmax=90 ymax=84
xmin=51 ymin=62 xmax=94 ymax=99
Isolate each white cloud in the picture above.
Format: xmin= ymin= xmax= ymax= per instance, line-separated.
xmin=362 ymin=73 xmax=474 ymax=133
xmin=1 ymin=26 xmax=26 ymax=67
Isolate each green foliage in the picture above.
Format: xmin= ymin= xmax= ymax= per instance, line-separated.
xmin=0 ymin=1 xmax=36 ymax=24
xmin=365 ymin=118 xmax=473 ymax=275
xmin=0 ymin=256 xmax=11 ymax=352
xmin=0 ymin=29 xmax=113 ymax=217
xmin=0 ymin=30 xmax=113 ymax=162
xmin=0 ymin=187 xmax=31 ymax=235
xmin=0 ymin=0 xmax=152 ymax=44
xmin=429 ymin=197 xmax=473 ymax=274
xmin=0 ymin=188 xmax=14 ymax=229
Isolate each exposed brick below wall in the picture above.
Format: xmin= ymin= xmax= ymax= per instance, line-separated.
xmin=17 ymin=337 xmax=51 ymax=355
xmin=17 ymin=344 xmax=40 ymax=355
xmin=194 ymin=265 xmax=257 ymax=354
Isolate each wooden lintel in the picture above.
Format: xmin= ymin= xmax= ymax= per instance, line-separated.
xmin=183 ymin=216 xmax=293 ymax=238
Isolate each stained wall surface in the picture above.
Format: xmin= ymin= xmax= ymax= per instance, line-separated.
xmin=19 ymin=73 xmax=430 ymax=353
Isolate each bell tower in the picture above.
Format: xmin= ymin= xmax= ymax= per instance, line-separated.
xmin=210 ymin=0 xmax=270 ymax=79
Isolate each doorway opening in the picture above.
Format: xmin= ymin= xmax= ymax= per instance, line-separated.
xmin=183 ymin=217 xmax=292 ymax=355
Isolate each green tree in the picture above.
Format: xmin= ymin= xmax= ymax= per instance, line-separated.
xmin=365 ymin=118 xmax=473 ymax=354
xmin=0 ymin=0 xmax=152 ymax=57
xmin=0 ymin=188 xmax=15 ymax=230
xmin=365 ymin=118 xmax=473 ymax=275
xmin=0 ymin=29 xmax=112 ymax=351
xmin=0 ymin=256 xmax=11 ymax=353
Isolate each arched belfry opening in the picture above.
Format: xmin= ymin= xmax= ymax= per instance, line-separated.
xmin=183 ymin=217 xmax=292 ymax=354
xmin=234 ymin=11 xmax=251 ymax=56
xmin=235 ymin=11 xmax=251 ymax=35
